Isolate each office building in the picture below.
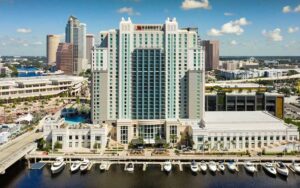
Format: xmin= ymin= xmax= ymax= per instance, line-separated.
xmin=86 ymin=34 xmax=94 ymax=68
xmin=92 ymin=18 xmax=205 ymax=144
xmin=202 ymin=40 xmax=219 ymax=71
xmin=65 ymin=16 xmax=88 ymax=75
xmin=56 ymin=43 xmax=73 ymax=75
xmin=47 ymin=35 xmax=61 ymax=66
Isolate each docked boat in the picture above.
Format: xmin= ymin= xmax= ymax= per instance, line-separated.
xmin=227 ymin=161 xmax=237 ymax=172
xmin=70 ymin=160 xmax=82 ymax=173
xmin=99 ymin=162 xmax=108 ymax=171
xmin=190 ymin=160 xmax=199 ymax=173
xmin=199 ymin=161 xmax=207 ymax=172
xmin=276 ymin=162 xmax=289 ymax=177
xmin=80 ymin=159 xmax=90 ymax=172
xmin=263 ymin=162 xmax=277 ymax=176
xmin=208 ymin=161 xmax=217 ymax=173
xmin=163 ymin=161 xmax=172 ymax=173
xmin=125 ymin=162 xmax=134 ymax=172
xmin=243 ymin=161 xmax=256 ymax=174
xmin=291 ymin=162 xmax=300 ymax=173
xmin=218 ymin=161 xmax=225 ymax=172
xmin=51 ymin=157 xmax=65 ymax=174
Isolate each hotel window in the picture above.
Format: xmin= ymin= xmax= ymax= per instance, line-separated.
xmin=57 ymin=136 xmax=62 ymax=141
xmin=69 ymin=142 xmax=72 ymax=148
xmin=120 ymin=126 xmax=128 ymax=144
xmin=95 ymin=136 xmax=101 ymax=141
xmin=75 ymin=135 xmax=79 ymax=140
xmin=69 ymin=135 xmax=72 ymax=140
xmin=170 ymin=126 xmax=177 ymax=144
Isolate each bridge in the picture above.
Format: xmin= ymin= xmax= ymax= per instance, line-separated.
xmin=0 ymin=131 xmax=42 ymax=174
xmin=217 ymin=74 xmax=300 ymax=83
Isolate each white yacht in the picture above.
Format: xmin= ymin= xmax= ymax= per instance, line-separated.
xmin=199 ymin=161 xmax=207 ymax=172
xmin=99 ymin=162 xmax=108 ymax=171
xmin=227 ymin=161 xmax=237 ymax=172
xmin=291 ymin=162 xmax=300 ymax=173
xmin=125 ymin=162 xmax=134 ymax=172
xmin=70 ymin=160 xmax=82 ymax=173
xmin=218 ymin=161 xmax=225 ymax=172
xmin=243 ymin=161 xmax=256 ymax=174
xmin=51 ymin=157 xmax=65 ymax=174
xmin=163 ymin=161 xmax=172 ymax=173
xmin=208 ymin=161 xmax=217 ymax=173
xmin=80 ymin=159 xmax=90 ymax=172
xmin=190 ymin=160 xmax=199 ymax=173
xmin=276 ymin=162 xmax=289 ymax=177
xmin=263 ymin=162 xmax=277 ymax=176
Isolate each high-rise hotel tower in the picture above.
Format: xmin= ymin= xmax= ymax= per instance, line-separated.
xmin=92 ymin=18 xmax=205 ymax=144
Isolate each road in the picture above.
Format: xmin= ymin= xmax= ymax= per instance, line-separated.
xmin=0 ymin=131 xmax=42 ymax=171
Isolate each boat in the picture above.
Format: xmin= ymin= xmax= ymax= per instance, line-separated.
xmin=263 ymin=162 xmax=277 ymax=176
xmin=199 ymin=161 xmax=207 ymax=172
xmin=218 ymin=161 xmax=225 ymax=172
xmin=208 ymin=161 xmax=217 ymax=173
xmin=50 ymin=157 xmax=65 ymax=174
xmin=125 ymin=162 xmax=134 ymax=172
xmin=99 ymin=162 xmax=108 ymax=171
xmin=163 ymin=161 xmax=172 ymax=172
xmin=243 ymin=161 xmax=256 ymax=174
xmin=291 ymin=162 xmax=300 ymax=173
xmin=227 ymin=161 xmax=237 ymax=172
xmin=70 ymin=160 xmax=82 ymax=173
xmin=190 ymin=160 xmax=199 ymax=173
xmin=80 ymin=159 xmax=90 ymax=172
xmin=276 ymin=162 xmax=289 ymax=177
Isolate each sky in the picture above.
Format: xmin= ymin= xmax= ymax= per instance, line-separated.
xmin=0 ymin=0 xmax=300 ymax=56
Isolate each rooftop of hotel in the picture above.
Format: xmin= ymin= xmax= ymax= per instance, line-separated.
xmin=199 ymin=111 xmax=295 ymax=131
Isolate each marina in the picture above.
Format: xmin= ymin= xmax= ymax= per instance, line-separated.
xmin=1 ymin=159 xmax=300 ymax=188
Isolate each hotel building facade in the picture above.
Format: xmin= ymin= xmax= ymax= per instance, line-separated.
xmin=92 ymin=18 xmax=205 ymax=145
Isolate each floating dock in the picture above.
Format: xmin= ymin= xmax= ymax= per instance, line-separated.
xmin=30 ymin=162 xmax=46 ymax=170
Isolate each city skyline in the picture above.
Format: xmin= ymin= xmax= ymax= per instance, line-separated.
xmin=0 ymin=0 xmax=300 ymax=56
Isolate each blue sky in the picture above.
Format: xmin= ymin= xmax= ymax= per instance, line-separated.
xmin=0 ymin=0 xmax=300 ymax=56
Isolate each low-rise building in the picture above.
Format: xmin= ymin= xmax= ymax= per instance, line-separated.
xmin=0 ymin=75 xmax=87 ymax=100
xmin=192 ymin=111 xmax=299 ymax=151
xmin=43 ymin=115 xmax=107 ymax=151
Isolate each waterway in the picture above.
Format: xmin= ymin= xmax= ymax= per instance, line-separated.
xmin=1 ymin=161 xmax=300 ymax=188
xmin=17 ymin=67 xmax=42 ymax=77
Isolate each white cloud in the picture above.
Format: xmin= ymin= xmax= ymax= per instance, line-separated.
xmin=181 ymin=0 xmax=210 ymax=10
xmin=207 ymin=28 xmax=222 ymax=36
xmin=282 ymin=4 xmax=300 ymax=13
xmin=282 ymin=5 xmax=291 ymax=13
xmin=295 ymin=5 xmax=300 ymax=12
xmin=288 ymin=27 xmax=299 ymax=33
xmin=23 ymin=43 xmax=29 ymax=47
xmin=33 ymin=41 xmax=42 ymax=45
xmin=207 ymin=17 xmax=250 ymax=36
xmin=224 ymin=12 xmax=234 ymax=16
xmin=230 ymin=40 xmax=237 ymax=45
xmin=117 ymin=7 xmax=140 ymax=15
xmin=262 ymin=28 xmax=283 ymax=42
xmin=16 ymin=28 xmax=32 ymax=33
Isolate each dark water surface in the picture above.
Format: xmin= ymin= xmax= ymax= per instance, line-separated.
xmin=1 ymin=161 xmax=300 ymax=188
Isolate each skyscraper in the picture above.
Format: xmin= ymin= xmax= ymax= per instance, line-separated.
xmin=86 ymin=34 xmax=94 ymax=68
xmin=56 ymin=43 xmax=73 ymax=75
xmin=47 ymin=35 xmax=61 ymax=66
xmin=65 ymin=16 xmax=88 ymax=75
xmin=92 ymin=18 xmax=205 ymax=144
xmin=202 ymin=40 xmax=219 ymax=71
